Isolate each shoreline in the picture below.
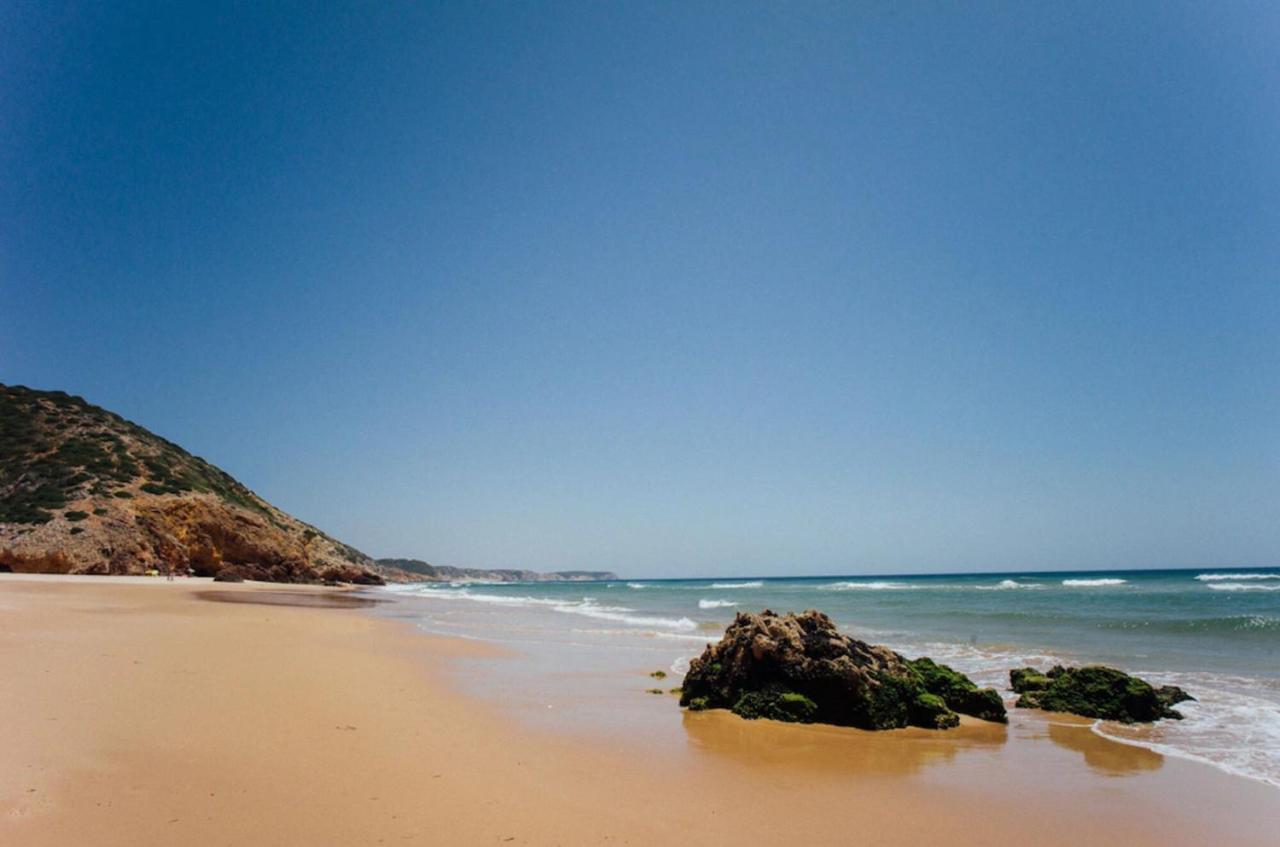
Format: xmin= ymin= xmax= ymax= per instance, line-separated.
xmin=2 ymin=575 xmax=1277 ymax=846
xmin=383 ymin=571 xmax=1280 ymax=789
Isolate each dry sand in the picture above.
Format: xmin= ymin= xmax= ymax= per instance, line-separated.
xmin=1 ymin=575 xmax=1276 ymax=846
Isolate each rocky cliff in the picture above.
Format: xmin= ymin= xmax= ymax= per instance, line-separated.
xmin=0 ymin=384 xmax=382 ymax=584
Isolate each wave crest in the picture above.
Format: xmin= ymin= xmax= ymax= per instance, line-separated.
xmin=1062 ymin=578 xmax=1128 ymax=587
xmin=975 ymin=579 xmax=1043 ymax=591
xmin=698 ymin=599 xmax=737 ymax=609
xmin=391 ymin=586 xmax=697 ymax=631
xmin=821 ymin=581 xmax=913 ymax=591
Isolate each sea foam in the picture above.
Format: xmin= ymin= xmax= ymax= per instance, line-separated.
xmin=1205 ymin=583 xmax=1280 ymax=592
xmin=709 ymin=581 xmax=763 ymax=589
xmin=1091 ymin=674 xmax=1280 ymax=790
xmin=391 ymin=586 xmax=698 ymax=631
xmin=1195 ymin=573 xmax=1280 ymax=581
xmin=1062 ymin=578 xmax=1128 ymax=587
xmin=821 ymin=581 xmax=913 ymax=591
xmin=976 ymin=579 xmax=1043 ymax=590
xmin=698 ymin=599 xmax=737 ymax=609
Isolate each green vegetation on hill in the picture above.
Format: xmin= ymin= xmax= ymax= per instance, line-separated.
xmin=0 ymin=384 xmax=270 ymax=524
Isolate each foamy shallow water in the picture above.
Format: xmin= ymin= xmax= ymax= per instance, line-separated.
xmin=381 ymin=567 xmax=1280 ymax=790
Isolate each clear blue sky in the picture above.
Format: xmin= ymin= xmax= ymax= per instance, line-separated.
xmin=3 ymin=3 xmax=1278 ymax=577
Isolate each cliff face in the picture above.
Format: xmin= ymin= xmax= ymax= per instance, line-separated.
xmin=375 ymin=558 xmax=618 ymax=583
xmin=0 ymin=385 xmax=382 ymax=584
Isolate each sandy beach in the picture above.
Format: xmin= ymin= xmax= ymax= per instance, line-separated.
xmin=2 ymin=576 xmax=1276 ymax=846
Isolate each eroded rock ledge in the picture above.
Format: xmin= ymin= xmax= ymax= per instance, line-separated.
xmin=679 ymin=609 xmax=1007 ymax=730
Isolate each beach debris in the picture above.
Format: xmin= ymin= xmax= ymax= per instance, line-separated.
xmin=645 ymin=688 xmax=665 ymax=694
xmin=679 ymin=609 xmax=1007 ymax=729
xmin=1010 ymin=665 xmax=1195 ymax=722
xmin=649 ymin=669 xmax=667 ymax=679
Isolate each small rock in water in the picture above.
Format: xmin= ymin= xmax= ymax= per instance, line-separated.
xmin=1011 ymin=665 xmax=1194 ymax=722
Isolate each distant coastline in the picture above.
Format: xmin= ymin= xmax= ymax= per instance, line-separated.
xmin=374 ymin=557 xmax=616 ymax=584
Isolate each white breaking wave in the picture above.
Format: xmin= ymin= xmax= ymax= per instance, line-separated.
xmin=626 ymin=582 xmax=648 ymax=589
xmin=1206 ymin=583 xmax=1280 ymax=592
xmin=698 ymin=599 xmax=737 ymax=609
xmin=976 ymin=579 xmax=1043 ymax=591
xmin=552 ymin=600 xmax=697 ymax=631
xmin=1062 ymin=578 xmax=1128 ymax=587
xmin=709 ymin=581 xmax=763 ymax=589
xmin=1090 ymin=674 xmax=1280 ymax=791
xmin=389 ymin=586 xmax=697 ymax=631
xmin=1195 ymin=573 xmax=1280 ymax=582
xmin=821 ymin=581 xmax=913 ymax=591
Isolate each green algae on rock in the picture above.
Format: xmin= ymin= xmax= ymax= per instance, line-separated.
xmin=1011 ymin=665 xmax=1194 ymax=723
xmin=908 ymin=657 xmax=1008 ymax=724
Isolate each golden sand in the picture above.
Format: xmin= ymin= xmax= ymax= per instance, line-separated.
xmin=1 ymin=576 xmax=1275 ymax=846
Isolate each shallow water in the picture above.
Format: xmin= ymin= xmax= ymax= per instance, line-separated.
xmin=381 ymin=567 xmax=1280 ymax=789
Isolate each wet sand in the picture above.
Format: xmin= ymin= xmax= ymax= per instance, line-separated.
xmin=1 ymin=575 xmax=1276 ymax=846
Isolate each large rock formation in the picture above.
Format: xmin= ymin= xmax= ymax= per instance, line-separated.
xmin=1011 ymin=665 xmax=1194 ymax=723
xmin=679 ymin=609 xmax=1007 ymax=730
xmin=0 ymin=384 xmax=383 ymax=584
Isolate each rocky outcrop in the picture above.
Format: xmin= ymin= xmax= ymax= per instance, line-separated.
xmin=679 ymin=610 xmax=1007 ymax=729
xmin=1011 ymin=665 xmax=1194 ymax=723
xmin=909 ymin=657 xmax=1008 ymax=724
xmin=0 ymin=384 xmax=383 ymax=584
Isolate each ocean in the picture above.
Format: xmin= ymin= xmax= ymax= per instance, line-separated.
xmin=381 ymin=567 xmax=1280 ymax=789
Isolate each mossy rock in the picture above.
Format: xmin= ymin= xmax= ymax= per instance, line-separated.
xmin=680 ymin=610 xmax=1008 ymax=731
xmin=731 ymin=685 xmax=819 ymax=723
xmin=649 ymin=670 xmax=667 ymax=679
xmin=1010 ymin=667 xmax=1052 ymax=693
xmin=685 ymin=696 xmax=711 ymax=711
xmin=645 ymin=688 xmax=665 ymax=695
xmin=907 ymin=657 xmax=1008 ymax=723
xmin=909 ymin=692 xmax=960 ymax=729
xmin=1013 ymin=665 xmax=1189 ymax=723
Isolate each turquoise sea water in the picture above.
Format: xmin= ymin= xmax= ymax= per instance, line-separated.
xmin=383 ymin=567 xmax=1280 ymax=789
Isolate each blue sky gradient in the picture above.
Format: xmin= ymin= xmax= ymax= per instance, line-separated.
xmin=3 ymin=2 xmax=1278 ymax=576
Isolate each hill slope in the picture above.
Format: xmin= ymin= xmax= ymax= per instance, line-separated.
xmin=0 ymin=384 xmax=382 ymax=583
